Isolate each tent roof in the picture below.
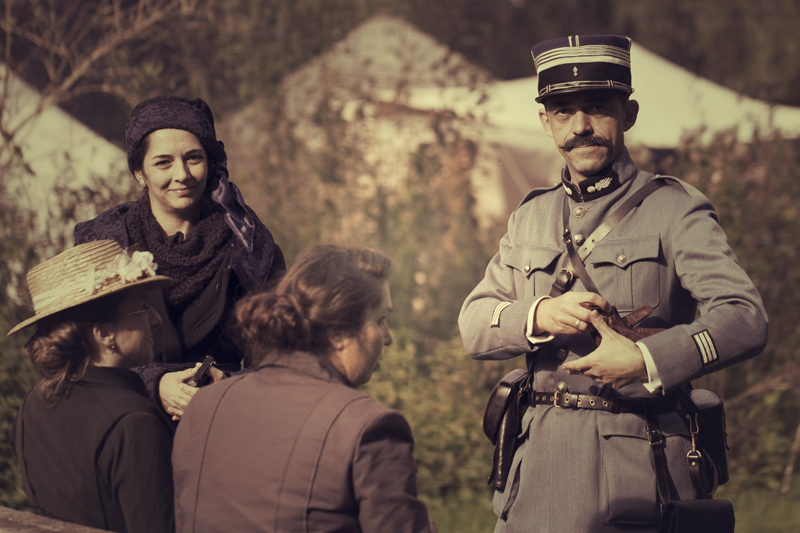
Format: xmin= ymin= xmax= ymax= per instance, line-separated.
xmin=1 ymin=63 xmax=126 ymax=234
xmin=375 ymin=41 xmax=800 ymax=149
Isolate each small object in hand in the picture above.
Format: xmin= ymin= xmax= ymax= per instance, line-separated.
xmin=187 ymin=356 xmax=215 ymax=388
xmin=591 ymin=306 xmax=666 ymax=346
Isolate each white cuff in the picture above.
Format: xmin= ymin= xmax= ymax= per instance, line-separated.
xmin=637 ymin=341 xmax=663 ymax=394
xmin=526 ymin=296 xmax=555 ymax=345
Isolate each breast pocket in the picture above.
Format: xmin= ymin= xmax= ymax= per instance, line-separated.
xmin=587 ymin=234 xmax=662 ymax=312
xmin=503 ymin=244 xmax=562 ymax=299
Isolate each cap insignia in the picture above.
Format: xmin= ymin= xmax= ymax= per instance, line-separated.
xmin=573 ymin=66 xmax=578 ymax=77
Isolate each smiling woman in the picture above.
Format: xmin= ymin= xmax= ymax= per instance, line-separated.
xmin=135 ymin=129 xmax=209 ymax=232
xmin=73 ymin=96 xmax=286 ymax=420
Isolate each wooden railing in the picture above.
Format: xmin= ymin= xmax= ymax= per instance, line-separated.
xmin=0 ymin=506 xmax=107 ymax=532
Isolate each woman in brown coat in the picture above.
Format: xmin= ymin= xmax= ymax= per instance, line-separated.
xmin=172 ymin=245 xmax=435 ymax=533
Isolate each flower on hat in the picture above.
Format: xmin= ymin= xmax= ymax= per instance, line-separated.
xmin=89 ymin=250 xmax=159 ymax=292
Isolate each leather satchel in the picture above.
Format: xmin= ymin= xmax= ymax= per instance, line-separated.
xmin=658 ymin=500 xmax=735 ymax=533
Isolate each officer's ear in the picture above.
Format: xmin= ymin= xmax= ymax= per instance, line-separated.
xmin=622 ymin=98 xmax=639 ymax=132
xmin=539 ymin=108 xmax=554 ymax=139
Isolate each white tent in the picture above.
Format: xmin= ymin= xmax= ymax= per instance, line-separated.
xmin=376 ymin=41 xmax=800 ymax=149
xmin=0 ymin=63 xmax=127 ymax=238
xmin=368 ymin=39 xmax=800 ymax=212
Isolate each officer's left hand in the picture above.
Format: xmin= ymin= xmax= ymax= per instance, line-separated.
xmin=562 ymin=310 xmax=648 ymax=389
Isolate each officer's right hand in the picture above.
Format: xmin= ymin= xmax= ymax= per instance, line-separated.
xmin=531 ymin=292 xmax=610 ymax=336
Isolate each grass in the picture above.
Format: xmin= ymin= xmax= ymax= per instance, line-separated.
xmin=421 ymin=483 xmax=800 ymax=533
xmin=421 ymin=488 xmax=497 ymax=533
xmin=717 ymin=482 xmax=800 ymax=533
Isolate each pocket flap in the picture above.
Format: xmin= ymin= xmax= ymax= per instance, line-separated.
xmin=597 ymin=410 xmax=689 ymax=439
xmin=588 ymin=234 xmax=660 ymax=268
xmin=503 ymin=244 xmax=561 ymax=276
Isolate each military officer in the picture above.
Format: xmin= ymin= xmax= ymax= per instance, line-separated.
xmin=459 ymin=35 xmax=767 ymax=532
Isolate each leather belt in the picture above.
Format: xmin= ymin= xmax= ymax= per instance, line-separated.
xmin=525 ymin=386 xmax=677 ymax=415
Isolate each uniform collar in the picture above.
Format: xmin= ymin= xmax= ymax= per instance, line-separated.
xmin=560 ymin=148 xmax=637 ymax=203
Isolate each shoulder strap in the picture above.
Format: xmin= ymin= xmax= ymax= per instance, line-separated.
xmin=555 ymin=178 xmax=668 ymax=296
xmin=274 ymin=385 xmax=364 ymax=532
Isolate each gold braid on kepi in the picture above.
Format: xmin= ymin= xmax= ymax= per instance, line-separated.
xmin=531 ymin=34 xmax=634 ymax=103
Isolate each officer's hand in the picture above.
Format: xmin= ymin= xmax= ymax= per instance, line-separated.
xmin=562 ymin=310 xmax=648 ymax=389
xmin=532 ymin=292 xmax=611 ymax=336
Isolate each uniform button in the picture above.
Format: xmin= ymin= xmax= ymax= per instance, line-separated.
xmin=617 ymin=254 xmax=627 ymax=264
xmin=524 ymin=264 xmax=531 ymax=272
xmin=574 ymin=206 xmax=586 ymax=218
xmin=574 ymin=234 xmax=585 ymax=246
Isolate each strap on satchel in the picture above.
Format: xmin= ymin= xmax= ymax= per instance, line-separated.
xmin=647 ymin=405 xmax=734 ymax=533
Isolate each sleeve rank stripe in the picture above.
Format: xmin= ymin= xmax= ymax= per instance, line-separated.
xmin=491 ymin=301 xmax=512 ymax=328
xmin=692 ymin=330 xmax=718 ymax=366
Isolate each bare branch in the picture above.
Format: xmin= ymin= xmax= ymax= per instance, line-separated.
xmin=4 ymin=0 xmax=182 ymax=138
xmin=65 ymin=82 xmax=139 ymax=107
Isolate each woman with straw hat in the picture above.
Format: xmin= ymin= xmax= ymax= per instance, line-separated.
xmin=10 ymin=240 xmax=181 ymax=533
xmin=73 ymin=96 xmax=285 ymax=421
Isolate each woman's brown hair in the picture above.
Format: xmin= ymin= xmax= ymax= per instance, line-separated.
xmin=25 ymin=292 xmax=129 ymax=406
xmin=232 ymin=245 xmax=392 ymax=366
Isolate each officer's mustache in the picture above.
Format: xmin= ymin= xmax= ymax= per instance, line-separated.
xmin=560 ymin=135 xmax=610 ymax=151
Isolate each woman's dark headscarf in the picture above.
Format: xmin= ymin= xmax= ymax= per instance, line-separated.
xmin=124 ymin=96 xmax=257 ymax=253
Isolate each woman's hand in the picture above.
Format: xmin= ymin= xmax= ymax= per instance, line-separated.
xmin=159 ymin=364 xmax=226 ymax=421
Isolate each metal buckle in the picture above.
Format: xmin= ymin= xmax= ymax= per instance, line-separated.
xmin=554 ymin=382 xmax=568 ymax=408
xmin=647 ymin=428 xmax=663 ymax=447
xmin=557 ymin=268 xmax=574 ymax=286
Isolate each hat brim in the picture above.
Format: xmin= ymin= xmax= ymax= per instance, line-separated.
xmin=7 ymin=275 xmax=174 ymax=336
xmin=535 ymin=84 xmax=634 ymax=104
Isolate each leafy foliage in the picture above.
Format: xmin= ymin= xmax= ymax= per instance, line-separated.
xmin=639 ymin=132 xmax=800 ymax=493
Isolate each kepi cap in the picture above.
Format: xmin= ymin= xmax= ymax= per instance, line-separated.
xmin=532 ymin=34 xmax=633 ymax=103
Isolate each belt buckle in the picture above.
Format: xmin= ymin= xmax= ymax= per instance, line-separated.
xmin=553 ymin=382 xmax=568 ymax=408
xmin=557 ymin=268 xmax=574 ymax=286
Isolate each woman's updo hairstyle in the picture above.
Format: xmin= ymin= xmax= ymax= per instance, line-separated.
xmin=233 ymin=245 xmax=392 ymax=366
xmin=25 ymin=291 xmax=129 ymax=406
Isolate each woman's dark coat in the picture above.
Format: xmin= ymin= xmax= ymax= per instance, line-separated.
xmin=172 ymin=351 xmax=435 ymax=533
xmin=12 ymin=366 xmax=175 ymax=533
xmin=73 ymin=201 xmax=285 ymax=397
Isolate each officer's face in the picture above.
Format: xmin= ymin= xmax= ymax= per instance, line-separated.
xmin=539 ymin=91 xmax=639 ymax=182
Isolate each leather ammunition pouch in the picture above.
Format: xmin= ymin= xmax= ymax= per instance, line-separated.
xmin=658 ymin=500 xmax=735 ymax=533
xmin=678 ymin=388 xmax=730 ymax=488
xmin=648 ymin=390 xmax=734 ymax=532
xmin=483 ymin=368 xmax=528 ymax=491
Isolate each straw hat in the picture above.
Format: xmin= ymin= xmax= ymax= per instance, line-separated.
xmin=8 ymin=240 xmax=174 ymax=336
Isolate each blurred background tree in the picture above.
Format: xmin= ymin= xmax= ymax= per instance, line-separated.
xmin=2 ymin=0 xmax=800 ymax=531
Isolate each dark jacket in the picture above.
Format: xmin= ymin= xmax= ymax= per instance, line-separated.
xmin=12 ymin=366 xmax=176 ymax=533
xmin=172 ymin=351 xmax=435 ymax=533
xmin=73 ymin=201 xmax=285 ymax=399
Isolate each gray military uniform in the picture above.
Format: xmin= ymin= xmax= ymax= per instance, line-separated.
xmin=459 ymin=148 xmax=767 ymax=532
